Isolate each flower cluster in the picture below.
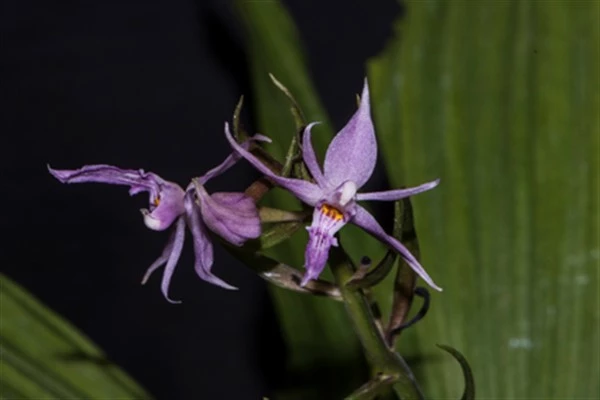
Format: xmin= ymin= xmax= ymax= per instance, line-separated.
xmin=50 ymin=79 xmax=441 ymax=303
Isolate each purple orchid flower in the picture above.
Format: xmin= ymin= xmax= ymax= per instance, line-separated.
xmin=48 ymin=139 xmax=265 ymax=303
xmin=224 ymin=80 xmax=442 ymax=291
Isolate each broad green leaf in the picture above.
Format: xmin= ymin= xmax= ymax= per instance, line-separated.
xmin=368 ymin=0 xmax=599 ymax=398
xmin=0 ymin=273 xmax=151 ymax=399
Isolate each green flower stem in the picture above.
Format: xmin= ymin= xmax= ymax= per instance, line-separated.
xmin=329 ymin=247 xmax=424 ymax=400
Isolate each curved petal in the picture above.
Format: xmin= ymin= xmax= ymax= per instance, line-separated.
xmin=351 ymin=205 xmax=442 ymax=291
xmin=48 ymin=164 xmax=159 ymax=195
xmin=195 ymin=185 xmax=261 ymax=246
xmin=159 ymin=216 xmax=187 ymax=303
xmin=49 ymin=164 xmax=185 ymax=231
xmin=141 ymin=228 xmax=177 ymax=285
xmin=356 ymin=179 xmax=440 ymax=202
xmin=224 ymin=123 xmax=323 ymax=206
xmin=302 ymin=122 xmax=328 ymax=187
xmin=141 ymin=183 xmax=186 ymax=231
xmin=185 ymin=193 xmax=237 ymax=290
xmin=323 ymin=80 xmax=377 ymax=188
xmin=197 ymin=134 xmax=271 ymax=185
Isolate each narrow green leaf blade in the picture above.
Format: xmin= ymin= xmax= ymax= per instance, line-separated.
xmin=0 ymin=273 xmax=151 ymax=399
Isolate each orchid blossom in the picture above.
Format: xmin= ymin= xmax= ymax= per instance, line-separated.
xmin=225 ymin=80 xmax=442 ymax=291
xmin=48 ymin=139 xmax=264 ymax=303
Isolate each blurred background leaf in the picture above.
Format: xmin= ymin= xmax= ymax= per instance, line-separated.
xmin=368 ymin=0 xmax=599 ymax=398
xmin=238 ymin=0 xmax=598 ymax=398
xmin=0 ymin=273 xmax=151 ymax=399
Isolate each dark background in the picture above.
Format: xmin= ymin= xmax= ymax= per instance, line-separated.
xmin=1 ymin=0 xmax=399 ymax=398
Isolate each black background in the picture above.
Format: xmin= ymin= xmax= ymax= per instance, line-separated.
xmin=1 ymin=0 xmax=399 ymax=398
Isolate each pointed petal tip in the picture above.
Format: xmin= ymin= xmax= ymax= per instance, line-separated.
xmin=47 ymin=164 xmax=67 ymax=182
xmin=165 ymin=297 xmax=182 ymax=305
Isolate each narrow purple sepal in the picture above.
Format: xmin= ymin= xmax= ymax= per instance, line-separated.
xmin=197 ymin=134 xmax=271 ymax=186
xmin=141 ymin=228 xmax=177 ymax=286
xmin=184 ymin=193 xmax=237 ymax=290
xmin=48 ymin=164 xmax=185 ymax=231
xmin=158 ymin=217 xmax=186 ymax=303
xmin=301 ymin=122 xmax=328 ymax=188
xmin=322 ymin=80 xmax=377 ymax=188
xmin=224 ymin=123 xmax=323 ymax=206
xmin=356 ymin=179 xmax=440 ymax=202
xmin=351 ymin=205 xmax=442 ymax=291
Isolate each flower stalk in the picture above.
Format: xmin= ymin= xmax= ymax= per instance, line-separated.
xmin=329 ymin=246 xmax=424 ymax=399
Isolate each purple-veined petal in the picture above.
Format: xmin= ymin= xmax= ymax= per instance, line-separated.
xmin=185 ymin=193 xmax=237 ymax=290
xmin=323 ymin=80 xmax=377 ymax=188
xmin=197 ymin=134 xmax=271 ymax=185
xmin=224 ymin=122 xmax=323 ymax=206
xmin=356 ymin=179 xmax=440 ymax=202
xmin=49 ymin=164 xmax=185 ymax=231
xmin=302 ymin=122 xmax=328 ymax=188
xmin=301 ymin=205 xmax=348 ymax=286
xmin=351 ymin=205 xmax=442 ymax=292
xmin=157 ymin=216 xmax=187 ymax=303
xmin=194 ymin=183 xmax=261 ymax=246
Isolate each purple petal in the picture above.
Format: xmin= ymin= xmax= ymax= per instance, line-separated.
xmin=356 ymin=179 xmax=440 ymax=202
xmin=301 ymin=205 xmax=348 ymax=286
xmin=194 ymin=183 xmax=261 ymax=246
xmin=49 ymin=164 xmax=185 ymax=231
xmin=158 ymin=216 xmax=187 ymax=304
xmin=141 ymin=183 xmax=186 ymax=231
xmin=48 ymin=164 xmax=159 ymax=196
xmin=141 ymin=228 xmax=177 ymax=285
xmin=302 ymin=122 xmax=328 ymax=188
xmin=323 ymin=80 xmax=377 ymax=188
xmin=224 ymin=122 xmax=323 ymax=206
xmin=351 ymin=205 xmax=442 ymax=291
xmin=197 ymin=134 xmax=271 ymax=185
xmin=185 ymin=194 xmax=237 ymax=290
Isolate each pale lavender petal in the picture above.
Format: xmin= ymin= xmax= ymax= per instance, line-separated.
xmin=356 ymin=179 xmax=440 ymax=202
xmin=300 ymin=205 xmax=348 ymax=286
xmin=351 ymin=205 xmax=442 ymax=292
xmin=160 ymin=216 xmax=187 ymax=303
xmin=185 ymin=193 xmax=237 ymax=290
xmin=302 ymin=122 xmax=328 ymax=188
xmin=141 ymin=183 xmax=186 ymax=231
xmin=48 ymin=164 xmax=161 ymax=197
xmin=322 ymin=80 xmax=377 ymax=188
xmin=194 ymin=183 xmax=261 ymax=246
xmin=141 ymin=228 xmax=177 ymax=285
xmin=224 ymin=122 xmax=323 ymax=206
xmin=49 ymin=164 xmax=185 ymax=231
xmin=198 ymin=134 xmax=271 ymax=185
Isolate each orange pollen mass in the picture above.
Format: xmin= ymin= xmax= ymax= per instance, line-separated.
xmin=153 ymin=196 xmax=161 ymax=207
xmin=320 ymin=204 xmax=344 ymax=221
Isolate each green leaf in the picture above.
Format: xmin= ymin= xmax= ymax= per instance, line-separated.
xmin=368 ymin=0 xmax=599 ymax=398
xmin=0 ymin=273 xmax=151 ymax=399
